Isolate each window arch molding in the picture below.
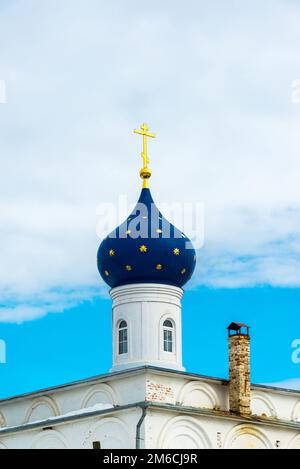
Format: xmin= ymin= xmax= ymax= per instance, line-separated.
xmin=24 ymin=396 xmax=60 ymax=424
xmin=82 ymin=417 xmax=131 ymax=449
xmin=288 ymin=434 xmax=300 ymax=449
xmin=117 ymin=319 xmax=128 ymax=356
xmin=291 ymin=400 xmax=300 ymax=422
xmin=157 ymin=416 xmax=212 ymax=449
xmin=159 ymin=314 xmax=176 ymax=357
xmin=163 ymin=319 xmax=174 ymax=353
xmin=251 ymin=392 xmax=277 ymax=418
xmin=81 ymin=383 xmax=118 ymax=409
xmin=224 ymin=424 xmax=272 ymax=449
xmin=30 ymin=429 xmax=69 ymax=449
xmin=0 ymin=412 xmax=6 ymax=428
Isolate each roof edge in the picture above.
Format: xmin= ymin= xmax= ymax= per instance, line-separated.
xmin=1 ymin=366 xmax=299 ymax=404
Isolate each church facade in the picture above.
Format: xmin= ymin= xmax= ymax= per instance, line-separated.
xmin=1 ymin=124 xmax=300 ymax=449
xmin=1 ymin=365 xmax=300 ymax=449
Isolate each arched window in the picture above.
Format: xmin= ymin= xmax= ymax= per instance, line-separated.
xmin=118 ymin=320 xmax=128 ymax=355
xmin=163 ymin=319 xmax=174 ymax=353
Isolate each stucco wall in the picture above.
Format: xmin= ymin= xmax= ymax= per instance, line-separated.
xmin=0 ymin=368 xmax=300 ymax=449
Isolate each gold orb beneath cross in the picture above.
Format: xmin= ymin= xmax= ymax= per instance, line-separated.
xmin=140 ymin=168 xmax=151 ymax=180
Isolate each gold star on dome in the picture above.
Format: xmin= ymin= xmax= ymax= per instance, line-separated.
xmin=156 ymin=264 xmax=163 ymax=270
xmin=125 ymin=265 xmax=132 ymax=271
xmin=104 ymin=270 xmax=110 ymax=277
xmin=109 ymin=249 xmax=115 ymax=257
xmin=181 ymin=268 xmax=186 ymax=275
xmin=139 ymin=245 xmax=148 ymax=253
xmin=156 ymin=229 xmax=162 ymax=234
xmin=173 ymin=248 xmax=180 ymax=256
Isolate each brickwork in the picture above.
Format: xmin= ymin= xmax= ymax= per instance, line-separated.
xmin=146 ymin=380 xmax=175 ymax=403
xmin=229 ymin=334 xmax=251 ymax=415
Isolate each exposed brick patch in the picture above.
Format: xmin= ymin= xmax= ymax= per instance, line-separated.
xmin=146 ymin=380 xmax=175 ymax=403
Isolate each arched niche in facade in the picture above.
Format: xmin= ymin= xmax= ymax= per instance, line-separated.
xmin=30 ymin=430 xmax=68 ymax=449
xmin=158 ymin=416 xmax=212 ymax=449
xmin=287 ymin=433 xmax=300 ymax=449
xmin=291 ymin=400 xmax=300 ymax=422
xmin=81 ymin=383 xmax=117 ymax=409
xmin=178 ymin=381 xmax=219 ymax=410
xmin=24 ymin=396 xmax=60 ymax=423
xmin=0 ymin=412 xmax=6 ymax=428
xmin=224 ymin=424 xmax=272 ymax=449
xmin=82 ymin=417 xmax=132 ymax=449
xmin=251 ymin=393 xmax=277 ymax=418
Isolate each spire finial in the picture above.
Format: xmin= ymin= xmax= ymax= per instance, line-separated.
xmin=133 ymin=123 xmax=156 ymax=188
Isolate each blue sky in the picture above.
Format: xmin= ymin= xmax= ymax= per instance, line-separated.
xmin=1 ymin=0 xmax=300 ymax=398
xmin=1 ymin=287 xmax=300 ymax=399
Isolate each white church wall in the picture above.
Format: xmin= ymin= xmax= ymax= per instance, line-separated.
xmin=178 ymin=381 xmax=223 ymax=410
xmin=25 ymin=396 xmax=60 ymax=423
xmin=0 ymin=412 xmax=6 ymax=428
xmin=144 ymin=371 xmax=227 ymax=411
xmin=0 ymin=372 xmax=145 ymax=429
xmin=0 ymin=399 xmax=29 ymax=428
xmin=288 ymin=434 xmax=300 ymax=449
xmin=0 ymin=403 xmax=300 ymax=449
xmin=108 ymin=373 xmax=147 ymax=405
xmin=250 ymin=387 xmax=300 ymax=422
xmin=223 ymin=423 xmax=300 ymax=449
xmin=30 ymin=429 xmax=69 ymax=449
xmin=0 ymin=408 xmax=139 ymax=449
xmin=81 ymin=415 xmax=135 ymax=449
xmin=223 ymin=424 xmax=273 ymax=449
xmin=169 ymin=381 xmax=300 ymax=423
xmin=251 ymin=393 xmax=277 ymax=418
xmin=81 ymin=383 xmax=118 ymax=408
xmin=146 ymin=409 xmax=300 ymax=449
xmin=1 ymin=370 xmax=299 ymax=426
xmin=291 ymin=400 xmax=300 ymax=422
xmin=155 ymin=414 xmax=213 ymax=449
xmin=1 ymin=369 xmax=300 ymax=449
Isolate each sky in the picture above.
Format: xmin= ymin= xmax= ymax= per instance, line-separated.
xmin=0 ymin=0 xmax=300 ymax=399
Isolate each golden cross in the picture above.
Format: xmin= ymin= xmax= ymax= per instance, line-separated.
xmin=134 ymin=123 xmax=156 ymax=187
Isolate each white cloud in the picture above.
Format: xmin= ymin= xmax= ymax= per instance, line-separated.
xmin=262 ymin=379 xmax=300 ymax=391
xmin=0 ymin=0 xmax=300 ymax=321
xmin=0 ymin=305 xmax=56 ymax=324
xmin=188 ymin=205 xmax=300 ymax=288
xmin=0 ymin=287 xmax=104 ymax=324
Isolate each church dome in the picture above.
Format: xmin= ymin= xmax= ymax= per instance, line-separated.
xmin=97 ymin=123 xmax=196 ymax=290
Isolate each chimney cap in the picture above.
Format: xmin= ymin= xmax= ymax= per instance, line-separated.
xmin=227 ymin=322 xmax=250 ymax=336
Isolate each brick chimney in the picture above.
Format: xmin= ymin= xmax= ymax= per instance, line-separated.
xmin=227 ymin=322 xmax=251 ymax=415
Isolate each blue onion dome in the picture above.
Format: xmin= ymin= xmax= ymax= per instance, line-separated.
xmin=97 ymin=123 xmax=196 ymax=289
